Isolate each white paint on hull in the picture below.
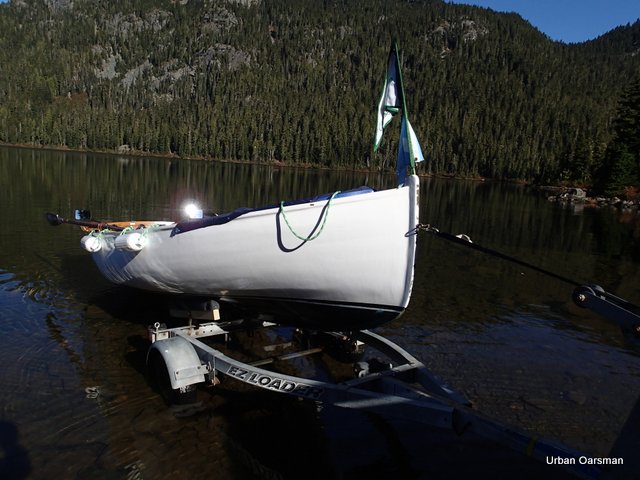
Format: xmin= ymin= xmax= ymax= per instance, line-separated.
xmin=88 ymin=176 xmax=420 ymax=319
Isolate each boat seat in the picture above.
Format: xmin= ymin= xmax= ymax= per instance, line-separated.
xmin=173 ymin=186 xmax=374 ymax=235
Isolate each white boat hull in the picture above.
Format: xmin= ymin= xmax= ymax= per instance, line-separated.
xmin=87 ymin=176 xmax=420 ymax=330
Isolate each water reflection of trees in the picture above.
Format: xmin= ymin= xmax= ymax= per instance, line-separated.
xmin=411 ymin=177 xmax=639 ymax=332
xmin=421 ymin=177 xmax=638 ymax=267
xmin=0 ymin=146 xmax=393 ymax=220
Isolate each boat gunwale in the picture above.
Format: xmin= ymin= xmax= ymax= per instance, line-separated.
xmin=93 ymin=184 xmax=408 ymax=237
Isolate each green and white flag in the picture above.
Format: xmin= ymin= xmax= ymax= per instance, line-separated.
xmin=374 ymin=43 xmax=425 ymax=184
xmin=374 ymin=46 xmax=401 ymax=151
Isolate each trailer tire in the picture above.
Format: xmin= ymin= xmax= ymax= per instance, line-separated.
xmin=148 ymin=349 xmax=198 ymax=405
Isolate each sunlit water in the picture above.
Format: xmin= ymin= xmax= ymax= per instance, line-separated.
xmin=1 ymin=146 xmax=639 ymax=479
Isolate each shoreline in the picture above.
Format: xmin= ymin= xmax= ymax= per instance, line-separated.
xmin=2 ymin=142 xmax=638 ymax=208
xmin=542 ymin=186 xmax=640 ymax=211
xmin=0 ymin=141 xmax=493 ymax=183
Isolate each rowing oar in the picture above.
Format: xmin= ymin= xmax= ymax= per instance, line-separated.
xmin=45 ymin=212 xmax=125 ymax=232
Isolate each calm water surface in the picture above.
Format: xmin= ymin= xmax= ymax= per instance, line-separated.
xmin=1 ymin=146 xmax=640 ymax=479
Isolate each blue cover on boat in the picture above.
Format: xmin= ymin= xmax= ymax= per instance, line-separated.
xmin=173 ymin=186 xmax=374 ymax=234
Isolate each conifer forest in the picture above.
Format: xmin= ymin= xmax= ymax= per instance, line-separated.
xmin=0 ymin=0 xmax=638 ymax=194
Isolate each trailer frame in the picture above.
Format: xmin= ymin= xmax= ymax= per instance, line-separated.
xmin=146 ymin=308 xmax=608 ymax=480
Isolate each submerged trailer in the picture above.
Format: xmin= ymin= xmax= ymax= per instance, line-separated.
xmin=145 ymin=292 xmax=640 ymax=480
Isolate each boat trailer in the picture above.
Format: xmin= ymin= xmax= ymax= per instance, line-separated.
xmin=145 ymin=289 xmax=640 ymax=480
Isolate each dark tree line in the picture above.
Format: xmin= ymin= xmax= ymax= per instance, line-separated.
xmin=0 ymin=0 xmax=638 ymax=193
xmin=594 ymin=77 xmax=640 ymax=196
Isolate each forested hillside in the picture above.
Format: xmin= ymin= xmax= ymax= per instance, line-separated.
xmin=0 ymin=0 xmax=638 ymax=190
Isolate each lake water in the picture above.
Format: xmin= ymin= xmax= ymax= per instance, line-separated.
xmin=1 ymin=146 xmax=639 ymax=479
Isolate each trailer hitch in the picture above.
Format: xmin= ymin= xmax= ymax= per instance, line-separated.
xmin=573 ymin=285 xmax=640 ymax=349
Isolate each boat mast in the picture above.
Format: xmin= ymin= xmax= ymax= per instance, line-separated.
xmin=393 ymin=42 xmax=416 ymax=177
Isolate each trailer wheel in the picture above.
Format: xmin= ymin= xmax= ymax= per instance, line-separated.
xmin=148 ymin=350 xmax=198 ymax=405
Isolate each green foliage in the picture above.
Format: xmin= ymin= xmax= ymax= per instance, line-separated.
xmin=595 ymin=76 xmax=640 ymax=195
xmin=0 ymin=0 xmax=639 ymax=184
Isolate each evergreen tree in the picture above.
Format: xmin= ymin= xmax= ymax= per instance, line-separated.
xmin=0 ymin=0 xmax=638 ymax=186
xmin=595 ymin=76 xmax=640 ymax=196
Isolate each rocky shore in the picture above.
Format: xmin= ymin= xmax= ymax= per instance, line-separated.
xmin=542 ymin=187 xmax=640 ymax=211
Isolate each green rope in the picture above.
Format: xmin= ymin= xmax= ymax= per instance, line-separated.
xmin=140 ymin=225 xmax=153 ymax=237
xmin=279 ymin=191 xmax=341 ymax=242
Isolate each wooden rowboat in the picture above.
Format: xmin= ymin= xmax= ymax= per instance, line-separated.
xmin=50 ymin=43 xmax=425 ymax=331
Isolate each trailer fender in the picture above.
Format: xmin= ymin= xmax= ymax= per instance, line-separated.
xmin=147 ymin=336 xmax=207 ymax=390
